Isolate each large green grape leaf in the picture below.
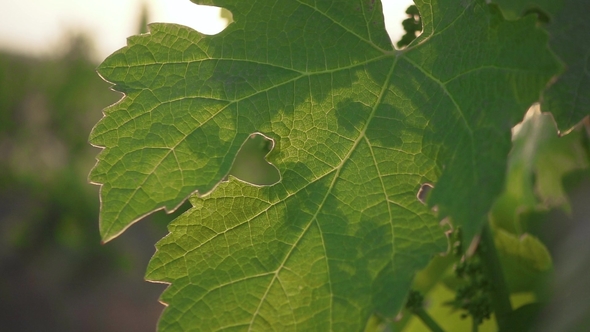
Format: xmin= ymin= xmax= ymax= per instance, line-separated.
xmin=89 ymin=0 xmax=561 ymax=329
xmin=494 ymin=0 xmax=590 ymax=130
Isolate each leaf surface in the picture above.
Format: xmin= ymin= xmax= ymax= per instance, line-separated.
xmin=494 ymin=0 xmax=590 ymax=130
xmin=89 ymin=0 xmax=560 ymax=329
xmin=494 ymin=227 xmax=552 ymax=293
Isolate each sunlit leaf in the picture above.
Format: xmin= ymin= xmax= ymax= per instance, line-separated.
xmin=89 ymin=0 xmax=560 ymax=329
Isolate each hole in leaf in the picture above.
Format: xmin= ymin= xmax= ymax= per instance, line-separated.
xmin=381 ymin=0 xmax=422 ymax=49
xmin=228 ymin=133 xmax=280 ymax=186
xmin=417 ymin=183 xmax=434 ymax=205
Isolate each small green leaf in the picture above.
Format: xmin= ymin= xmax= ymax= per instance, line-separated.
xmin=493 ymin=227 xmax=552 ymax=293
xmin=491 ymin=106 xmax=588 ymax=234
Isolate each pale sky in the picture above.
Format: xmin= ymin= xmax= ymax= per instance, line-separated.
xmin=0 ymin=0 xmax=414 ymax=61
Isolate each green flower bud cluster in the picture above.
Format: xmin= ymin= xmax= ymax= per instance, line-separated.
xmin=453 ymin=258 xmax=492 ymax=325
xmin=447 ymin=228 xmax=493 ymax=326
xmin=405 ymin=289 xmax=425 ymax=312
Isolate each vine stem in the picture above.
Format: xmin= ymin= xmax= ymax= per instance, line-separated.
xmin=413 ymin=307 xmax=445 ymax=332
xmin=478 ymin=222 xmax=512 ymax=330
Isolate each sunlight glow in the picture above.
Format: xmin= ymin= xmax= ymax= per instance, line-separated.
xmin=0 ymin=0 xmax=414 ymax=61
xmin=150 ymin=1 xmax=229 ymax=35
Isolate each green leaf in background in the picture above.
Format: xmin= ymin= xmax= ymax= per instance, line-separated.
xmin=493 ymin=227 xmax=552 ymax=294
xmin=487 ymin=105 xmax=585 ymax=298
xmin=89 ymin=0 xmax=561 ymax=329
xmin=491 ymin=106 xmax=588 ymax=234
xmin=493 ymin=0 xmax=590 ymax=130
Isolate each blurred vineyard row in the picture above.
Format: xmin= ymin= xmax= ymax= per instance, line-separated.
xmin=0 ymin=30 xmax=194 ymax=330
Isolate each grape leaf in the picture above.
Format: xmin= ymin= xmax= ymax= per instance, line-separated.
xmin=89 ymin=0 xmax=560 ymax=329
xmin=494 ymin=0 xmax=590 ymax=130
xmin=492 ymin=106 xmax=589 ymax=234
xmin=493 ymin=227 xmax=552 ymax=294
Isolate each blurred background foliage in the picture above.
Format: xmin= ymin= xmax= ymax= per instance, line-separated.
xmin=0 ymin=2 xmax=589 ymax=332
xmin=0 ymin=8 xmax=194 ymax=331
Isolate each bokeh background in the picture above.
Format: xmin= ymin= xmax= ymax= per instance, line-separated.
xmin=1 ymin=0 xmax=589 ymax=331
